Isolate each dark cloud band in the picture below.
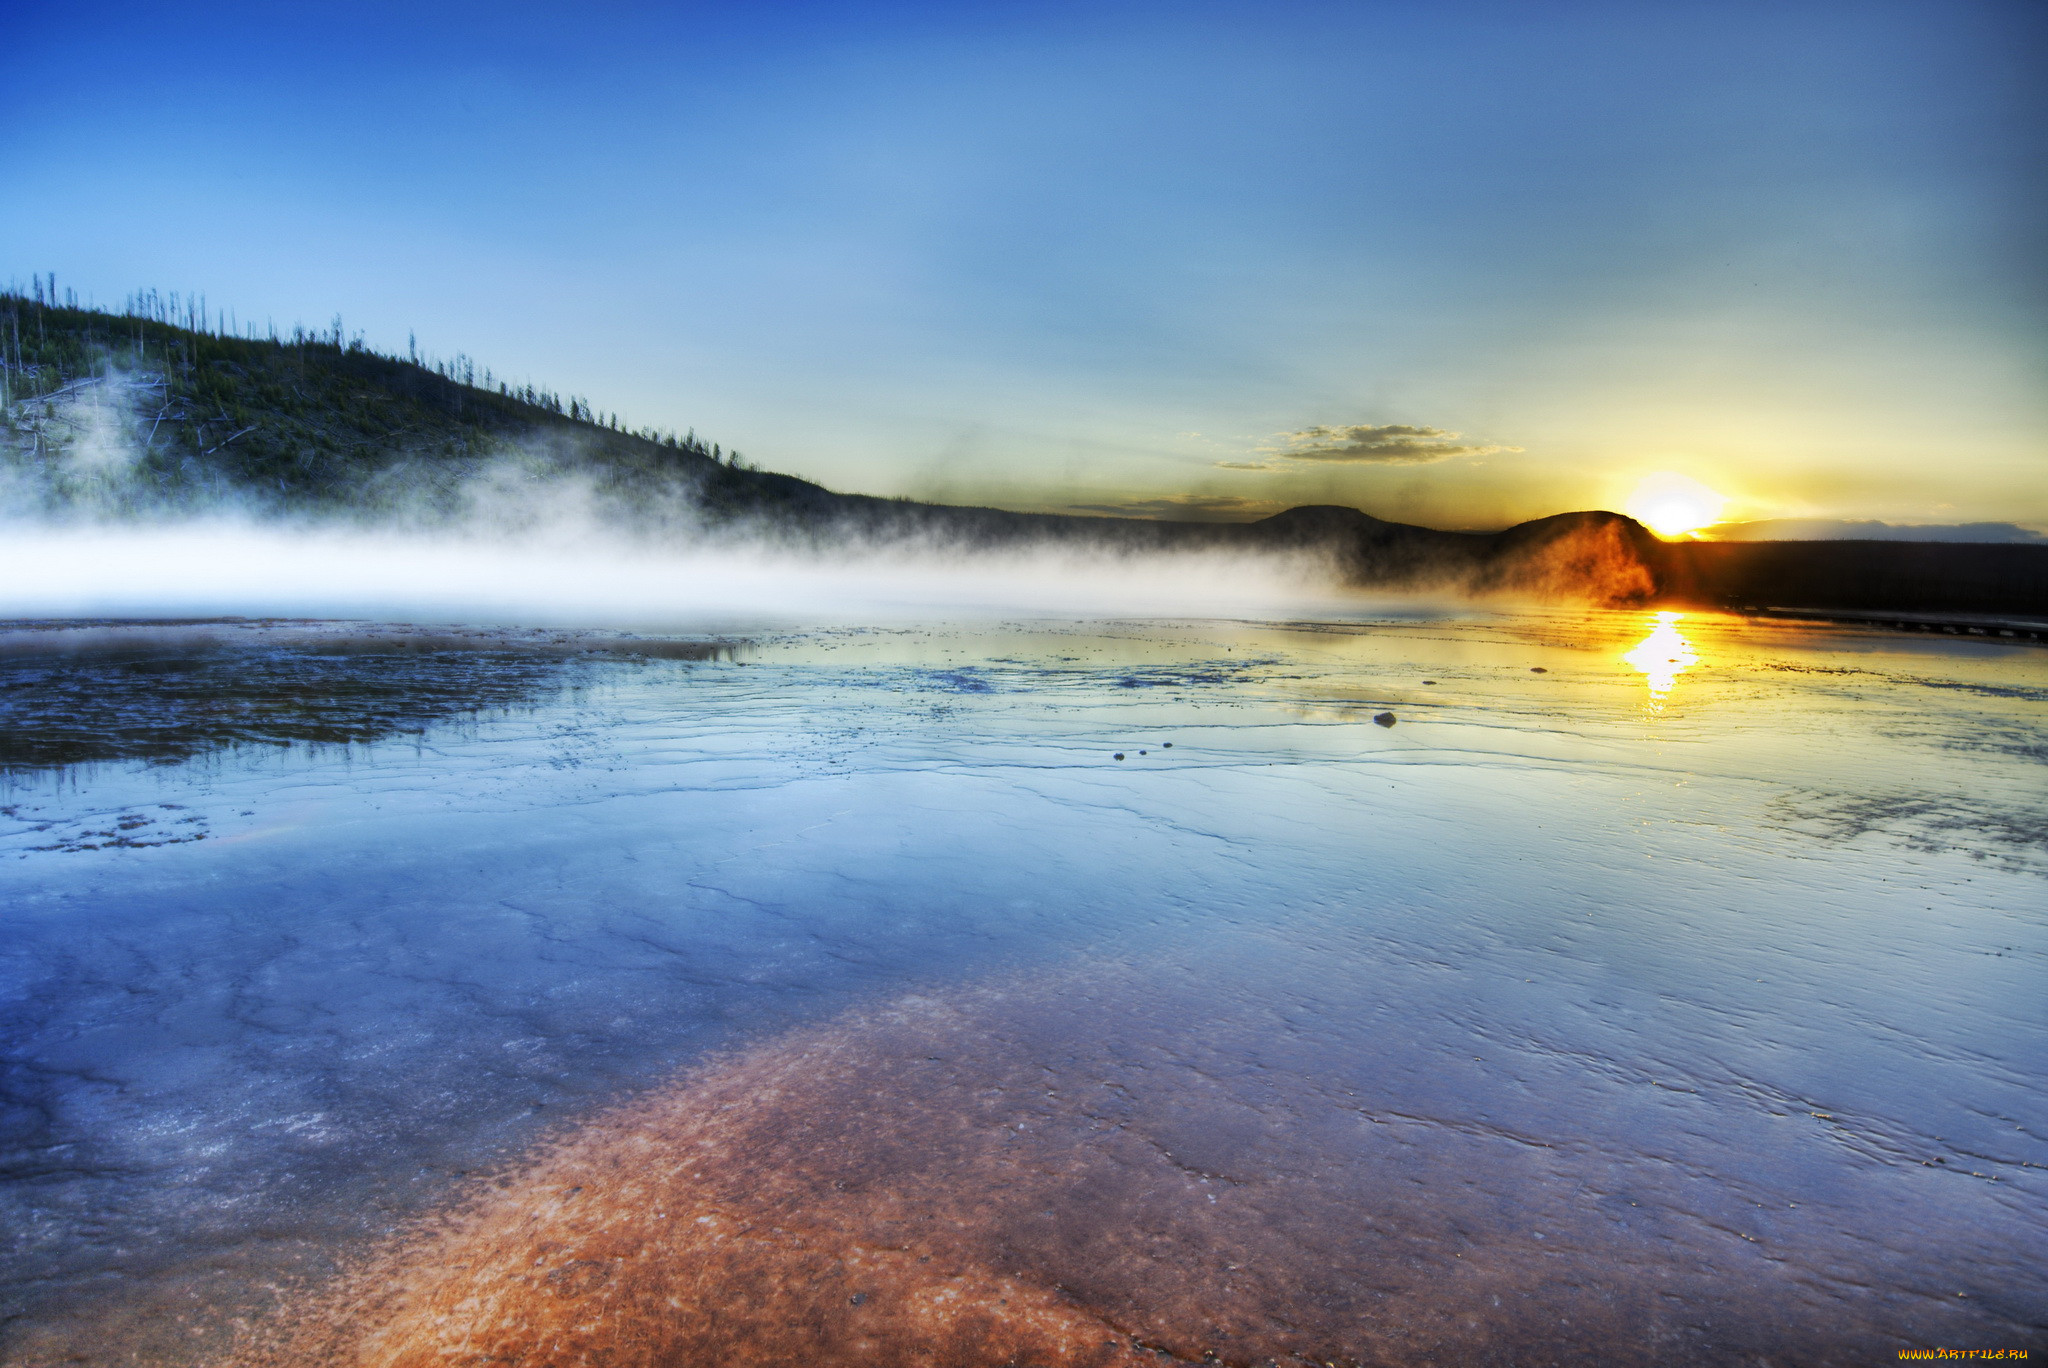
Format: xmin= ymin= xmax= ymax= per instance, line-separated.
xmin=1067 ymin=494 xmax=1280 ymax=521
xmin=1245 ymin=424 xmax=1520 ymax=467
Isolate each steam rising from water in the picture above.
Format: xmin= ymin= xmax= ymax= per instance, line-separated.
xmin=5 ymin=371 xmax=1672 ymax=623
xmin=0 ymin=521 xmax=1347 ymax=625
xmin=1 ymin=377 xmax=1340 ymax=622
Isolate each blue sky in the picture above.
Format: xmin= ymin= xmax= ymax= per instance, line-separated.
xmin=5 ymin=0 xmax=2043 ymax=529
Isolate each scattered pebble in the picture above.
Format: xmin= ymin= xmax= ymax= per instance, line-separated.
xmin=1113 ymin=753 xmax=1124 ymax=761
xmin=1422 ymin=680 xmax=1436 ymax=685
xmin=1373 ymin=712 xmax=1396 ymax=728
xmin=1530 ymin=667 xmax=1547 ymax=674
xmin=1162 ymin=741 xmax=1172 ymax=748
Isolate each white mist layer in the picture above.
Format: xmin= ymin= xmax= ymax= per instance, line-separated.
xmin=3 ymin=382 xmax=1358 ymax=626
xmin=0 ymin=521 xmax=1349 ymax=627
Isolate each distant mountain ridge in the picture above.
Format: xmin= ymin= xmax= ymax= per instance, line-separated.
xmin=1705 ymin=518 xmax=2043 ymax=545
xmin=4 ymin=291 xmax=2042 ymax=617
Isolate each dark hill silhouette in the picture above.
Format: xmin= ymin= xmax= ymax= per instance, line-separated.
xmin=1655 ymin=538 xmax=2047 ymax=618
xmin=4 ymin=289 xmax=2041 ymax=616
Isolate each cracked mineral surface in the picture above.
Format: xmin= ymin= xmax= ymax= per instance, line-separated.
xmin=1 ymin=610 xmax=2042 ymax=1364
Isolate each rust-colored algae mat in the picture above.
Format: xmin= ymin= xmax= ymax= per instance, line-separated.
xmin=221 ymin=976 xmax=1874 ymax=1368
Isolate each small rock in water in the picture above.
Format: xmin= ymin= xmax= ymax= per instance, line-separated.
xmin=1139 ymin=750 xmax=1147 ymax=755
xmin=1373 ymin=712 xmax=1396 ymax=728
xmin=1530 ymin=667 xmax=1548 ymax=674
xmin=1113 ymin=753 xmax=1125 ymax=760
xmin=1162 ymin=741 xmax=1172 ymax=748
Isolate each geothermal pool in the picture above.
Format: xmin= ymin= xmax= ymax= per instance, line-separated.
xmin=1 ymin=610 xmax=2042 ymax=1365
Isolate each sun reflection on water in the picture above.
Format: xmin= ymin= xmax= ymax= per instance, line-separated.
xmin=1623 ymin=611 xmax=1698 ymax=709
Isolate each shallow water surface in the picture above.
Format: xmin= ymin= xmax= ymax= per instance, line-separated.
xmin=1 ymin=610 xmax=2043 ymax=1365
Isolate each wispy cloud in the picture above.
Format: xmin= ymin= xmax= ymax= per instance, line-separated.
xmin=1235 ymin=423 xmax=1519 ymax=469
xmin=1065 ymin=494 xmax=1283 ymax=522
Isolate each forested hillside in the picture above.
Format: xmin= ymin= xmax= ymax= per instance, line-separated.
xmin=0 ymin=283 xmax=825 ymax=521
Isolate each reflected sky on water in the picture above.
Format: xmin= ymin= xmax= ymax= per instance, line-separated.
xmin=1 ymin=609 xmax=2043 ymax=1364
xmin=1623 ymin=609 xmax=1700 ymax=710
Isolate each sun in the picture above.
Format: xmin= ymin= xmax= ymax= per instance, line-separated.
xmin=1625 ymin=472 xmax=1727 ymax=539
